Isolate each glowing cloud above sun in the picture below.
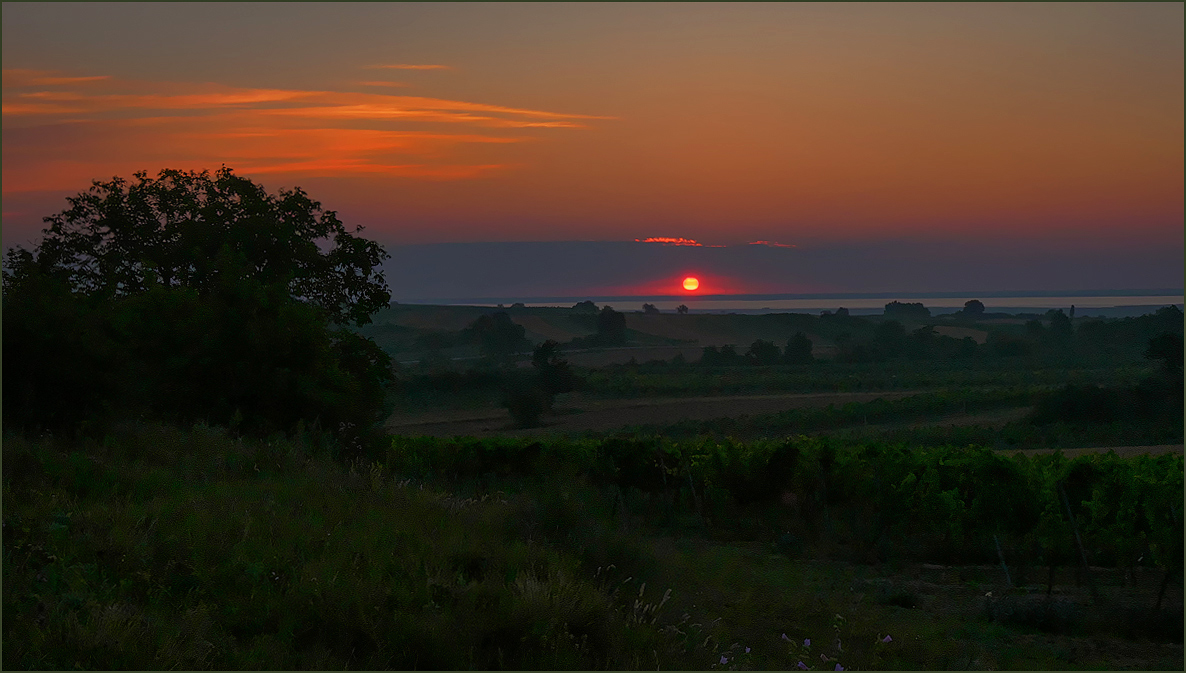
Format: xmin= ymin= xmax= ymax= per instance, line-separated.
xmin=636 ymin=237 xmax=726 ymax=248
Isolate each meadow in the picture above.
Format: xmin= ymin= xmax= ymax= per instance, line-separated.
xmin=5 ymin=300 xmax=1183 ymax=670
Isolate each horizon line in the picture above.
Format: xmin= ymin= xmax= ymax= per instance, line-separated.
xmin=392 ymin=288 xmax=1185 ymax=305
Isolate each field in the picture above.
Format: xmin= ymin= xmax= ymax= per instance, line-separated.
xmin=386 ymin=391 xmax=922 ymax=436
xmin=6 ymin=301 xmax=1182 ymax=670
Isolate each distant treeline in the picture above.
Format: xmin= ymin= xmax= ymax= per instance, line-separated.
xmin=381 ymin=302 xmax=1183 ymax=369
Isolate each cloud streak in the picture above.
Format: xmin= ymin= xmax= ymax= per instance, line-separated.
xmin=635 ymin=237 xmax=728 ymax=248
xmin=1 ymin=68 xmax=612 ymax=194
xmin=2 ymin=69 xmax=112 ymax=87
xmin=355 ymin=81 xmax=409 ymax=88
xmin=365 ymin=64 xmax=453 ymax=70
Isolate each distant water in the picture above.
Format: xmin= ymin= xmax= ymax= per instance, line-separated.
xmin=436 ymin=291 xmax=1183 ymax=318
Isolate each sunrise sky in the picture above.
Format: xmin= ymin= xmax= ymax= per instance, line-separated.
xmin=3 ymin=3 xmax=1183 ymax=299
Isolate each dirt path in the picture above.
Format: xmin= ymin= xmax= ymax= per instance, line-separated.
xmin=386 ymin=390 xmax=923 ymax=437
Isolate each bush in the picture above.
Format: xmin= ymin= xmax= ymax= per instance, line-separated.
xmin=503 ymin=382 xmax=550 ymax=429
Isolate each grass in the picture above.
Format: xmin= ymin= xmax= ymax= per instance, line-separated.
xmin=4 ymin=422 xmax=1182 ymax=669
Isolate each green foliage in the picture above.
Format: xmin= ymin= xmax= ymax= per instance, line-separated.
xmin=582 ymin=358 xmax=1149 ymax=398
xmin=2 ymin=169 xmax=393 ymax=449
xmin=1 ymin=425 xmax=681 ymax=670
xmin=381 ymin=432 xmax=1183 ymax=573
xmin=5 ymin=424 xmax=1182 ymax=670
xmin=613 ymin=387 xmax=1040 ymax=441
xmin=3 ymin=167 xmax=389 ymax=326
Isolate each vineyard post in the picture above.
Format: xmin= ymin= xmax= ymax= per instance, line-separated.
xmin=1153 ymin=503 xmax=1180 ymax=613
xmin=993 ymin=534 xmax=1013 ymax=588
xmin=685 ymin=468 xmax=705 ymax=526
xmin=1057 ymin=480 xmax=1097 ymax=597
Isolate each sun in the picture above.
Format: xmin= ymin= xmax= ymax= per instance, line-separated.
xmin=682 ymin=276 xmax=699 ymax=291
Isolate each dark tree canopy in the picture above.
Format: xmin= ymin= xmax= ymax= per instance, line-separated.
xmin=532 ymin=340 xmax=578 ymax=396
xmin=596 ymin=305 xmax=628 ymax=345
xmin=883 ymin=301 xmax=929 ymax=321
xmin=1046 ymin=309 xmax=1073 ymax=342
xmin=3 ymin=167 xmax=390 ymax=327
xmin=963 ymin=299 xmax=986 ymax=315
xmin=1146 ymin=332 xmax=1184 ymax=379
xmin=466 ymin=312 xmax=530 ymax=357
xmin=746 ymin=339 xmax=782 ymax=366
xmin=875 ymin=320 xmax=908 ymax=357
xmin=2 ymin=168 xmax=394 ymax=451
xmin=784 ymin=332 xmax=814 ymax=364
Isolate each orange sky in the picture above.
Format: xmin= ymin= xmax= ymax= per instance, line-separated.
xmin=3 ymin=3 xmax=1183 ymax=254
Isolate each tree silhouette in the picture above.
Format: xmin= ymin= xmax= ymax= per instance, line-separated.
xmin=883 ymin=301 xmax=929 ymax=321
xmin=4 ymin=167 xmax=389 ymax=326
xmin=963 ymin=299 xmax=985 ymax=316
xmin=1046 ymin=309 xmax=1073 ymax=345
xmin=875 ymin=320 xmax=907 ymax=357
xmin=596 ymin=305 xmax=628 ymax=345
xmin=746 ymin=339 xmax=782 ymax=365
xmin=466 ymin=312 xmax=530 ymax=357
xmin=677 ymin=304 xmax=689 ymax=314
xmin=1146 ymin=332 xmax=1184 ymax=380
xmin=532 ymin=339 xmax=579 ymax=398
xmin=642 ymin=303 xmax=660 ymax=314
xmin=784 ymin=332 xmax=814 ymax=364
xmin=2 ymin=168 xmax=393 ymax=448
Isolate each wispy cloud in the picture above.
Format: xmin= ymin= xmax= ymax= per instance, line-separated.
xmin=635 ymin=237 xmax=727 ymax=248
xmin=3 ymin=68 xmax=111 ymax=87
xmin=749 ymin=240 xmax=797 ymax=248
xmin=636 ymin=237 xmax=703 ymax=246
xmin=1 ymin=68 xmax=612 ymax=193
xmin=365 ymin=64 xmax=453 ymax=70
xmin=355 ymin=81 xmax=410 ymax=88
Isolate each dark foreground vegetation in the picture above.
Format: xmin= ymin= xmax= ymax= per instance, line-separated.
xmin=5 ymin=426 xmax=1184 ymax=669
xmin=4 ymin=169 xmax=1183 ymax=669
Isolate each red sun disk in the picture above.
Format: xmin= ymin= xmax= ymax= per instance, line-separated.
xmin=682 ymin=276 xmax=699 ymax=291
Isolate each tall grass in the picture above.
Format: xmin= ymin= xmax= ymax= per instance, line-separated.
xmin=5 ymin=423 xmax=1181 ymax=670
xmin=3 ymin=424 xmax=679 ymax=669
